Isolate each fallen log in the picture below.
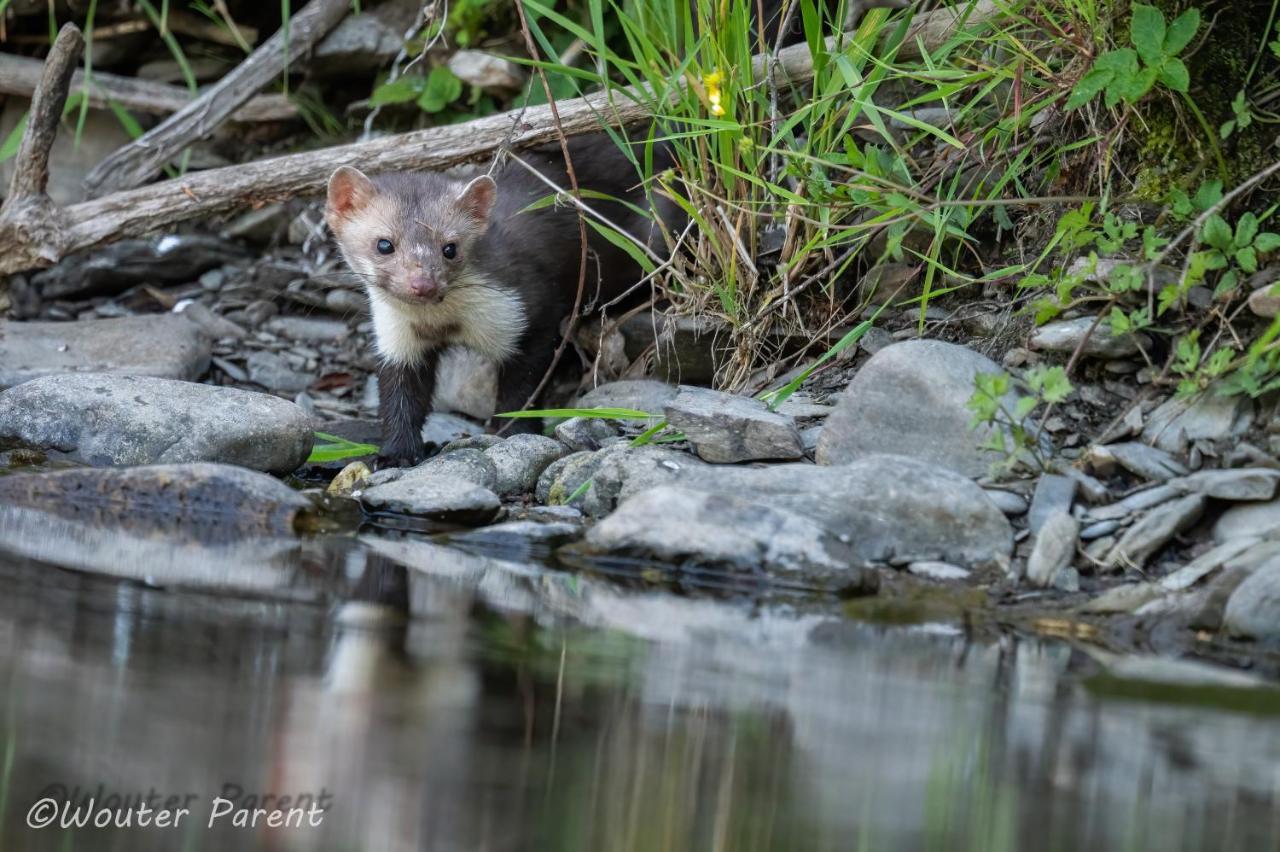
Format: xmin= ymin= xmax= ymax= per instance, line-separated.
xmin=0 ymin=53 xmax=297 ymax=122
xmin=0 ymin=0 xmax=999 ymax=276
xmin=80 ymin=0 xmax=352 ymax=198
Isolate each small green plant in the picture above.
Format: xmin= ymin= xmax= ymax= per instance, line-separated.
xmin=306 ymin=432 xmax=379 ymax=463
xmin=1220 ymin=90 xmax=1254 ymax=139
xmin=1066 ymin=4 xmax=1199 ymax=109
xmin=1192 ymin=211 xmax=1280 ymax=296
xmin=370 ymin=66 xmax=464 ymax=114
xmin=967 ymin=366 xmax=1074 ymax=473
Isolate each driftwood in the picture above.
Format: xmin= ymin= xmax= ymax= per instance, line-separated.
xmin=81 ymin=0 xmax=352 ymax=198
xmin=0 ymin=0 xmax=1000 ymax=276
xmin=0 ymin=24 xmax=84 ymax=268
xmin=0 ymin=53 xmax=297 ymax=122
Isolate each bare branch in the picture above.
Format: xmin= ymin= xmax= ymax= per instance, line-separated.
xmin=80 ymin=0 xmax=351 ymax=198
xmin=0 ymin=53 xmax=296 ymax=122
xmin=5 ymin=24 xmax=84 ymax=203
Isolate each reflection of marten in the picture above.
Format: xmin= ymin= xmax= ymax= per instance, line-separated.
xmin=326 ymin=135 xmax=677 ymax=467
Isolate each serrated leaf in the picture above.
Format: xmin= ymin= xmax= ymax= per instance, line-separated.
xmin=1013 ymin=395 xmax=1038 ymax=420
xmin=1158 ymin=58 xmax=1190 ymax=93
xmin=1130 ymin=4 xmax=1167 ymax=64
xmin=1110 ymin=306 xmax=1131 ymax=334
xmin=1203 ymin=215 xmax=1234 ymax=251
xmin=1164 ymin=7 xmax=1200 ymax=54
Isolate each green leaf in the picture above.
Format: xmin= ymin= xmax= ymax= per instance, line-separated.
xmin=1114 ymin=64 xmax=1158 ymax=103
xmin=1254 ymin=232 xmax=1280 ymax=252
xmin=1158 ymin=58 xmax=1189 ymax=93
xmin=1110 ymin=306 xmax=1131 ymax=334
xmin=1013 ymin=395 xmax=1038 ymax=421
xmin=1203 ymin=215 xmax=1234 ymax=252
xmin=1237 ymin=246 xmax=1259 ymax=274
xmin=1066 ymin=68 xmax=1113 ymax=111
xmin=1236 ymin=212 xmax=1260 ymax=248
xmin=1037 ymin=366 xmax=1074 ymax=404
xmin=370 ymin=75 xmax=423 ymax=106
xmin=1193 ymin=180 xmax=1224 ymax=211
xmin=1164 ymin=7 xmax=1201 ymax=54
xmin=0 ymin=111 xmax=28 ymax=163
xmin=1157 ymin=283 xmax=1181 ymax=316
xmin=1220 ymin=119 xmax=1236 ymax=140
xmin=1130 ymin=4 xmax=1167 ymax=65
xmin=307 ymin=432 xmax=379 ymax=463
xmin=416 ymin=66 xmax=463 ymax=113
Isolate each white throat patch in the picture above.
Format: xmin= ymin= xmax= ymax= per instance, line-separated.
xmin=367 ymin=276 xmax=527 ymax=367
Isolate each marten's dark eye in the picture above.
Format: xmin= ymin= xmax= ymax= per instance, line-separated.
xmin=441 ymin=242 xmax=457 ymax=260
xmin=376 ymin=239 xmax=395 ymax=255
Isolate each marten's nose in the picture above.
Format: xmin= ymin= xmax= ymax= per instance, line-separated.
xmin=407 ymin=273 xmax=438 ymax=299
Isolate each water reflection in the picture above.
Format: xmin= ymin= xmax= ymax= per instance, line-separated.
xmin=1 ymin=537 xmax=1280 ymax=850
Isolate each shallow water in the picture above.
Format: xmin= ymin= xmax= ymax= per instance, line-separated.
xmin=2 ymin=503 xmax=1280 ymax=851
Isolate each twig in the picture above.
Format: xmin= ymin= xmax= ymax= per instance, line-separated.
xmin=81 ymin=0 xmax=351 ymax=197
xmin=504 ymin=0 xmax=589 ymax=429
xmin=0 ymin=52 xmax=296 ymax=121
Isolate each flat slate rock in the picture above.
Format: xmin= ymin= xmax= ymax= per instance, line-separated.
xmin=359 ymin=471 xmax=501 ymax=524
xmin=0 ymin=374 xmax=313 ymax=473
xmin=816 ymin=339 xmax=1015 ymax=478
xmin=1029 ymin=316 xmax=1149 ymax=359
xmin=1223 ymin=560 xmax=1280 ymax=641
xmin=663 ymin=386 xmax=804 ymax=463
xmin=577 ymin=379 xmax=677 ymax=422
xmin=0 ymin=316 xmax=211 ymax=389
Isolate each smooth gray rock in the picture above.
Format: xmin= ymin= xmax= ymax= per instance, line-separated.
xmin=627 ymin=453 xmax=1012 ymax=566
xmin=358 ymin=472 xmax=501 ymax=523
xmin=0 ymin=374 xmax=313 ymax=473
xmin=313 ymin=0 xmax=418 ymax=74
xmin=422 ymin=412 xmax=486 ymax=446
xmin=1161 ymin=538 xmax=1262 ymax=592
xmin=983 ymin=489 xmax=1029 ymax=516
xmin=1029 ymin=316 xmax=1149 ymax=359
xmin=448 ymin=50 xmax=526 ymax=93
xmin=815 ymin=340 xmax=1013 ymax=478
xmin=265 ymin=316 xmax=351 ymax=343
xmin=1223 ymin=561 xmax=1280 ymax=641
xmin=0 ymin=462 xmax=310 ymax=531
xmin=246 ymin=350 xmax=311 ymax=394
xmin=29 ymin=235 xmax=245 ymax=299
xmin=1142 ymin=392 xmax=1254 ymax=454
xmin=1106 ymin=493 xmax=1206 ymax=571
xmin=907 ymin=561 xmax=971 ymax=581
xmin=443 ymin=434 xmax=503 ymax=452
xmin=1173 ymin=468 xmax=1280 ymax=501
xmin=484 ymin=434 xmax=567 ymax=496
xmin=580 ymin=486 xmax=880 ymax=593
xmin=537 ymin=445 xmax=698 ymax=514
xmin=1086 ymin=483 xmax=1179 ymax=522
xmin=577 ymin=380 xmax=676 ymax=421
xmin=414 ymin=449 xmax=499 ymax=491
xmin=554 ymin=417 xmax=618 ymax=452
xmin=663 ymin=386 xmax=804 ymax=463
xmin=1027 ymin=474 xmax=1076 ymax=533
xmin=0 ymin=316 xmax=210 ymax=389
xmin=1026 ymin=511 xmax=1079 ymax=590
xmin=1215 ymin=499 xmax=1280 ymax=543
xmin=1090 ymin=442 xmax=1188 ymax=481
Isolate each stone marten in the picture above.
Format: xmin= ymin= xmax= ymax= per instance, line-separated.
xmin=325 ymin=135 xmax=675 ymax=466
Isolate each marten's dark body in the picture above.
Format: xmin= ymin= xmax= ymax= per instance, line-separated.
xmin=326 ymin=135 xmax=675 ymax=466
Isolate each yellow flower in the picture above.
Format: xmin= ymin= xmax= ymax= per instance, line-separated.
xmin=703 ymin=69 xmax=725 ymax=116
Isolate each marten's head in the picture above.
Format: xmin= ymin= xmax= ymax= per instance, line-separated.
xmin=325 ymin=167 xmax=497 ymax=304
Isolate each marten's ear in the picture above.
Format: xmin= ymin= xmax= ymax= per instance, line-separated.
xmin=455 ymin=175 xmax=497 ymax=227
xmin=327 ymin=166 xmax=375 ymax=221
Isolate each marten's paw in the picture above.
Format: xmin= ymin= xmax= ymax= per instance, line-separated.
xmin=375 ymin=443 xmax=426 ymax=470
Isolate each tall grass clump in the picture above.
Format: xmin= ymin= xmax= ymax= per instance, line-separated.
xmin=518 ymin=0 xmax=1097 ymax=389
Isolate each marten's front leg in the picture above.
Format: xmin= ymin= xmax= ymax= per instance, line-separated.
xmin=377 ymin=352 xmax=438 ymax=467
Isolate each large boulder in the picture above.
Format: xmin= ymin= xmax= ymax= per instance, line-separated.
xmin=1223 ymin=561 xmax=1280 ymax=641
xmin=579 ymin=453 xmax=1013 ymax=570
xmin=815 ymin=340 xmax=1013 ymax=478
xmin=0 ymin=316 xmax=211 ymax=389
xmin=0 ymin=374 xmax=313 ymax=473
